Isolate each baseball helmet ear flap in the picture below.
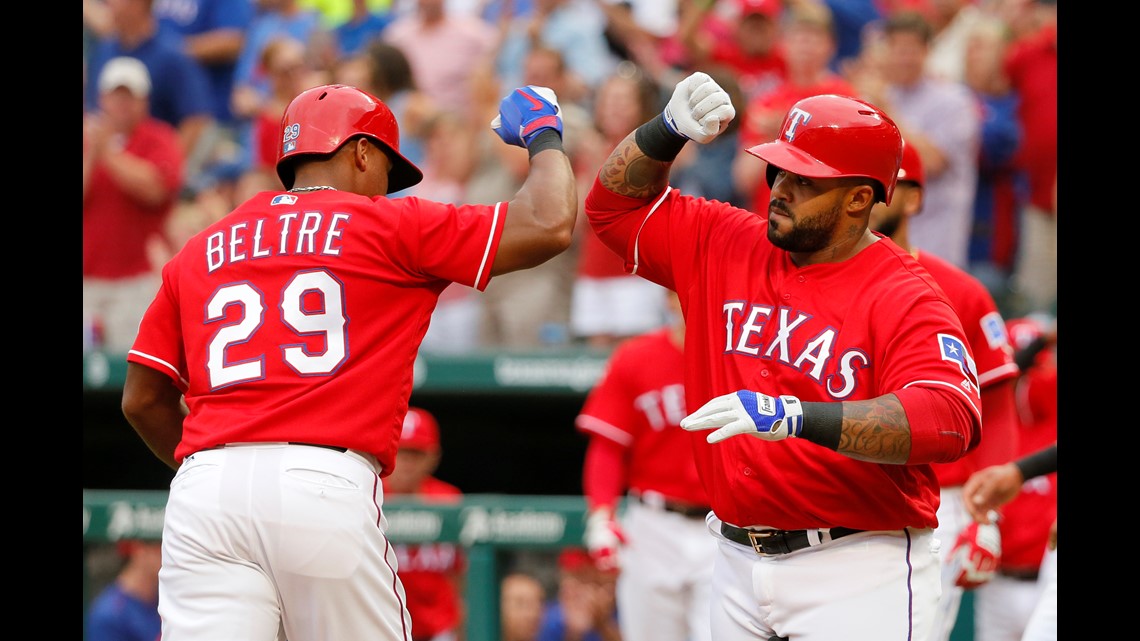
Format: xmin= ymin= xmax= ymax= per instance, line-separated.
xmin=748 ymin=94 xmax=903 ymax=205
xmin=276 ymin=84 xmax=424 ymax=194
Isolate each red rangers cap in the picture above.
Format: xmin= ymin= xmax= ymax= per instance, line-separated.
xmin=738 ymin=0 xmax=782 ymax=19
xmin=400 ymin=407 xmax=441 ymax=452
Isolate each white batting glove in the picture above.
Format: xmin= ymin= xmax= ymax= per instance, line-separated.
xmin=584 ymin=507 xmax=626 ymax=572
xmin=950 ymin=517 xmax=1002 ymax=589
xmin=663 ymin=72 xmax=736 ymax=144
xmin=680 ymin=391 xmax=803 ymax=444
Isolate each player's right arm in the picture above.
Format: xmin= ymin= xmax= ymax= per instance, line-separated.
xmin=122 ymin=362 xmax=187 ymax=470
xmin=488 ymin=86 xmax=578 ymax=276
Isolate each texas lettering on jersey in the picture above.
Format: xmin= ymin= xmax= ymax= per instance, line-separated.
xmin=721 ymin=302 xmax=979 ymax=400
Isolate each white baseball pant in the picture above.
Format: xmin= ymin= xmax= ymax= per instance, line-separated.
xmin=158 ymin=443 xmax=412 ymax=641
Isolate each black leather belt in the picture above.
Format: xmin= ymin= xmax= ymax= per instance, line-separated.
xmin=631 ymin=492 xmax=711 ymax=519
xmin=999 ymin=567 xmax=1040 ymax=582
xmin=289 ymin=442 xmax=348 ymax=452
xmin=720 ymin=522 xmax=863 ymax=555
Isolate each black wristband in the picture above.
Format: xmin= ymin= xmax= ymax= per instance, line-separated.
xmin=798 ymin=402 xmax=843 ymax=451
xmin=1014 ymin=335 xmax=1049 ymax=372
xmin=527 ymin=129 xmax=564 ymax=158
xmin=634 ymin=113 xmax=688 ymax=162
xmin=1014 ymin=443 xmax=1057 ymax=480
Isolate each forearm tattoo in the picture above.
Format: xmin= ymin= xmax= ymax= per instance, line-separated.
xmin=599 ymin=134 xmax=671 ymax=200
xmin=837 ymin=395 xmax=910 ymax=464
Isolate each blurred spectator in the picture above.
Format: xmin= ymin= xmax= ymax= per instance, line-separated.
xmin=85 ymin=538 xmax=162 ymax=641
xmin=846 ymin=9 xmax=980 ymax=269
xmin=151 ymin=0 xmax=255 ymax=195
xmin=85 ymin=0 xmax=215 ymax=171
xmin=153 ymin=0 xmax=255 ymax=163
xmin=332 ymin=0 xmax=396 ymax=56
xmin=502 ymin=572 xmax=547 ymax=641
xmin=923 ymin=0 xmax=990 ymax=83
xmin=820 ymin=0 xmax=884 ymax=73
xmin=1003 ymin=0 xmax=1056 ymax=316
xmin=230 ymin=0 xmax=328 ymax=177
xmin=83 ymin=57 xmax=185 ymax=354
xmin=359 ymin=39 xmax=438 ymax=182
xmin=538 ymin=548 xmax=622 ymax=641
xmin=473 ymin=45 xmax=593 ymax=349
xmin=576 ymin=289 xmax=714 ymax=641
xmin=677 ymin=0 xmax=787 ymax=103
xmin=382 ymin=407 xmax=468 ymax=641
xmin=671 ymin=66 xmax=748 ymax=207
xmin=732 ymin=1 xmax=857 ymax=212
xmin=569 ymin=67 xmax=670 ymax=348
xmin=239 ymin=36 xmax=326 ymax=195
xmin=383 ymin=0 xmax=499 ymax=123
xmin=495 ymin=0 xmax=619 ymax=104
xmin=962 ymin=16 xmax=1024 ymax=306
xmin=594 ymin=0 xmax=685 ymax=87
xmin=971 ymin=314 xmax=1058 ymax=641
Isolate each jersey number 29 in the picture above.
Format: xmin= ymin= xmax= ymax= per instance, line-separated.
xmin=207 ymin=269 xmax=347 ymax=390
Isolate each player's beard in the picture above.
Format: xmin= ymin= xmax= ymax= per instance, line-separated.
xmin=767 ymin=200 xmax=844 ymax=253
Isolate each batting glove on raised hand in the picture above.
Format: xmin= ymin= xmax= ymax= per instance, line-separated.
xmin=680 ymin=391 xmax=803 ymax=444
xmin=491 ymin=85 xmax=563 ymax=148
xmin=584 ymin=507 xmax=626 ymax=572
xmin=663 ymin=71 xmax=736 ymax=144
xmin=950 ymin=518 xmax=1002 ymax=589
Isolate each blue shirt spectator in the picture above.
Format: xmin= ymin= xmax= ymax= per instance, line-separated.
xmin=86 ymin=36 xmax=212 ymax=137
xmin=154 ymin=0 xmax=256 ymax=125
xmin=333 ymin=4 xmax=394 ymax=57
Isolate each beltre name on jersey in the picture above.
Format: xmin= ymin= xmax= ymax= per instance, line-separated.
xmin=205 ymin=204 xmax=350 ymax=273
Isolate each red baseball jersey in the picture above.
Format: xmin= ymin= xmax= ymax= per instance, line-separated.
xmin=576 ymin=328 xmax=708 ymax=506
xmin=126 ymin=189 xmax=506 ymax=474
xmin=917 ymin=250 xmax=1020 ymax=487
xmin=585 ymin=182 xmax=982 ymax=530
xmin=388 ymin=477 xmax=465 ymax=639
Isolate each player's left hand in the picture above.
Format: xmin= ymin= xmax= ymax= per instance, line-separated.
xmin=950 ymin=519 xmax=1001 ymax=589
xmin=491 ymin=85 xmax=563 ymax=148
xmin=680 ymin=390 xmax=803 ymax=444
xmin=663 ymin=71 xmax=736 ymax=144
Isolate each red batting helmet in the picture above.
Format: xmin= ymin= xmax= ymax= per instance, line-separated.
xmin=747 ymin=94 xmax=903 ymax=204
xmin=276 ymin=84 xmax=423 ymax=194
xmin=896 ymin=139 xmax=924 ymax=187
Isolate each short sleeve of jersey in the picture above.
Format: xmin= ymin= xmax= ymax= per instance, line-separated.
xmin=392 ymin=196 xmax=506 ymax=291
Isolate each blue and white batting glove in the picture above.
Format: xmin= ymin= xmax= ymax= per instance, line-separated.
xmin=680 ymin=391 xmax=803 ymax=444
xmin=490 ymin=85 xmax=563 ymax=148
xmin=663 ymin=72 xmax=736 ymax=144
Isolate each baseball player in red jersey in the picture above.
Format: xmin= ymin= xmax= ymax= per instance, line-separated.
xmin=120 ymin=83 xmax=576 ymax=641
xmin=969 ymin=317 xmax=1057 ymax=641
xmin=868 ymin=140 xmax=1022 ymax=641
xmin=584 ymin=73 xmax=983 ymax=640
xmin=384 ymin=407 xmax=466 ymax=641
xmin=576 ymin=290 xmax=715 ymax=641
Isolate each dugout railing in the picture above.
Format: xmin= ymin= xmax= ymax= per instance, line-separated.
xmin=83 ymin=489 xmax=596 ymax=641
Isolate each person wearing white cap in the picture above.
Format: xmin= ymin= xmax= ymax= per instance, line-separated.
xmin=83 ymin=56 xmax=185 ymax=354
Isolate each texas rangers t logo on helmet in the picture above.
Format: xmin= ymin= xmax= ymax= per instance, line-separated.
xmin=784 ymin=108 xmax=812 ymax=142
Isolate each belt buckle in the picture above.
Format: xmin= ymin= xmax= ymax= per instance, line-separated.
xmin=746 ymin=529 xmax=780 ymax=555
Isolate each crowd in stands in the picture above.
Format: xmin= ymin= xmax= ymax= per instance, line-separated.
xmin=83 ymin=0 xmax=1058 ymax=356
